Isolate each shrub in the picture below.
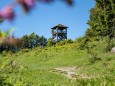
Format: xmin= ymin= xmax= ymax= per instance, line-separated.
xmin=106 ymin=38 xmax=115 ymax=52
xmin=56 ymin=41 xmax=66 ymax=46
xmin=46 ymin=38 xmax=54 ymax=47
xmin=66 ymin=39 xmax=73 ymax=44
xmin=56 ymin=39 xmax=73 ymax=46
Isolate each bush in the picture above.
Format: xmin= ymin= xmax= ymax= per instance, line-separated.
xmin=105 ymin=38 xmax=115 ymax=52
xmin=0 ymin=36 xmax=23 ymax=53
xmin=66 ymin=39 xmax=73 ymax=44
xmin=84 ymin=37 xmax=115 ymax=63
xmin=56 ymin=41 xmax=66 ymax=46
xmin=46 ymin=38 xmax=54 ymax=47
xmin=56 ymin=39 xmax=73 ymax=46
xmin=0 ymin=58 xmax=29 ymax=86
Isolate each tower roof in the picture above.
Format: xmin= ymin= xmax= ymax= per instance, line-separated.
xmin=51 ymin=24 xmax=68 ymax=29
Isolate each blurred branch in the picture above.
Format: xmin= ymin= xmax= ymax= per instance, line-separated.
xmin=0 ymin=0 xmax=73 ymax=23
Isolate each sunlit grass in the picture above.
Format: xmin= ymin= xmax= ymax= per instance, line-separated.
xmin=0 ymin=43 xmax=115 ymax=86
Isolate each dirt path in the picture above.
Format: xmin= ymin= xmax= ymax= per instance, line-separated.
xmin=50 ymin=66 xmax=93 ymax=79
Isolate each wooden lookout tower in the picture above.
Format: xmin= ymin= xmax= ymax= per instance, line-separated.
xmin=51 ymin=24 xmax=68 ymax=42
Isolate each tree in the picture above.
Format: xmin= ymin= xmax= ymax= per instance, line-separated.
xmin=39 ymin=36 xmax=47 ymax=47
xmin=21 ymin=33 xmax=47 ymax=49
xmin=86 ymin=0 xmax=115 ymax=51
xmin=0 ymin=35 xmax=23 ymax=52
xmin=86 ymin=0 xmax=115 ymax=39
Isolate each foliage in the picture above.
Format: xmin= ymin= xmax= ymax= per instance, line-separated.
xmin=0 ymin=42 xmax=114 ymax=85
xmin=0 ymin=31 xmax=48 ymax=52
xmin=66 ymin=39 xmax=73 ymax=44
xmin=0 ymin=28 xmax=15 ymax=43
xmin=82 ymin=0 xmax=115 ymax=52
xmin=21 ymin=32 xmax=47 ymax=49
xmin=0 ymin=37 xmax=22 ymax=52
xmin=0 ymin=29 xmax=22 ymax=52
xmin=0 ymin=0 xmax=114 ymax=85
xmin=56 ymin=39 xmax=73 ymax=46
xmin=76 ymin=36 xmax=115 ymax=63
xmin=46 ymin=38 xmax=54 ymax=47
xmin=87 ymin=0 xmax=115 ymax=39
xmin=0 ymin=57 xmax=29 ymax=86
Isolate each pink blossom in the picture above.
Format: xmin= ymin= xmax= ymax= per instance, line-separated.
xmin=17 ymin=0 xmax=35 ymax=12
xmin=24 ymin=0 xmax=35 ymax=7
xmin=0 ymin=6 xmax=15 ymax=21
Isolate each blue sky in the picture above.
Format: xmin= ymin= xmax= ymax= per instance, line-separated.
xmin=0 ymin=0 xmax=95 ymax=40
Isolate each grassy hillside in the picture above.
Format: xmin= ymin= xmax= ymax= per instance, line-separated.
xmin=0 ymin=42 xmax=115 ymax=86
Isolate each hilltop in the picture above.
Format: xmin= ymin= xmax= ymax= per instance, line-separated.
xmin=0 ymin=42 xmax=115 ymax=86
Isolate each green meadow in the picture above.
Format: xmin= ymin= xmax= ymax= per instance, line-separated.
xmin=0 ymin=42 xmax=115 ymax=86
